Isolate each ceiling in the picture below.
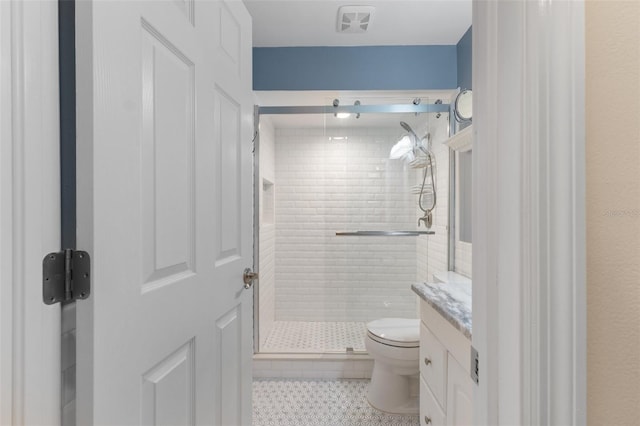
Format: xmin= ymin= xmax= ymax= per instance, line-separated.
xmin=244 ymin=0 xmax=472 ymax=47
xmin=246 ymin=1 xmax=470 ymax=129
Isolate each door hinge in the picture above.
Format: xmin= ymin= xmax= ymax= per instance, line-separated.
xmin=43 ymin=249 xmax=90 ymax=305
xmin=471 ymin=345 xmax=479 ymax=385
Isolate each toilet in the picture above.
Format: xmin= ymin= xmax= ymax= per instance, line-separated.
xmin=365 ymin=318 xmax=420 ymax=414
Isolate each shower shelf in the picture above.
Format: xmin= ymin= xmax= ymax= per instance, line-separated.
xmin=335 ymin=231 xmax=435 ymax=236
xmin=443 ymin=124 xmax=473 ymax=152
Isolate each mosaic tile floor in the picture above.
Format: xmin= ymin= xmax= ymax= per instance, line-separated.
xmin=262 ymin=321 xmax=367 ymax=353
xmin=253 ymin=379 xmax=419 ymax=426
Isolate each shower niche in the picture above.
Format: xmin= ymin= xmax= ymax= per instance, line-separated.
xmin=254 ymin=91 xmax=457 ymax=356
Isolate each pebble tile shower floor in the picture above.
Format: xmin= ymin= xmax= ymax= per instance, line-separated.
xmin=261 ymin=321 xmax=367 ymax=352
xmin=252 ymin=379 xmax=419 ymax=426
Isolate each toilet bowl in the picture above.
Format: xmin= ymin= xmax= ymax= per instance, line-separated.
xmin=365 ymin=318 xmax=420 ymax=414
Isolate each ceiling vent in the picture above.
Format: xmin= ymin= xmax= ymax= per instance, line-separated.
xmin=337 ymin=6 xmax=375 ymax=33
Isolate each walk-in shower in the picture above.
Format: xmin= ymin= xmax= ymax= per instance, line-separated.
xmin=253 ymin=94 xmax=455 ymax=355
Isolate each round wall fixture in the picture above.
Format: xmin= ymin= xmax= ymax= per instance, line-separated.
xmin=454 ymin=89 xmax=473 ymax=122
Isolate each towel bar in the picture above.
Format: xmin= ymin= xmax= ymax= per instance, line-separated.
xmin=335 ymin=231 xmax=435 ymax=236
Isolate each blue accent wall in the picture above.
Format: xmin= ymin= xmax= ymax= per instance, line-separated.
xmin=456 ymin=26 xmax=472 ymax=90
xmin=253 ymin=45 xmax=457 ymax=91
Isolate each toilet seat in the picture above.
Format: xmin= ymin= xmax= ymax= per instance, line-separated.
xmin=366 ymin=318 xmax=419 ymax=348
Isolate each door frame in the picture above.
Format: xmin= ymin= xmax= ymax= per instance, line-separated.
xmin=0 ymin=1 xmax=588 ymax=423
xmin=473 ymin=0 xmax=586 ymax=424
xmin=0 ymin=1 xmax=62 ymax=424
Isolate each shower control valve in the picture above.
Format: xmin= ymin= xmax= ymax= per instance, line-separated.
xmin=418 ymin=211 xmax=433 ymax=229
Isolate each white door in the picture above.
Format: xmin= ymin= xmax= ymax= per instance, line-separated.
xmin=75 ymin=1 xmax=254 ymax=425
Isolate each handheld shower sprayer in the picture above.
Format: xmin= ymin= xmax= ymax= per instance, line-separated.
xmin=396 ymin=121 xmax=436 ymax=229
xmin=399 ymin=121 xmax=430 ymax=154
xmin=400 ymin=121 xmax=418 ymax=140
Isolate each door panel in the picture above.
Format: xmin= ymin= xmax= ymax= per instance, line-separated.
xmin=141 ymin=21 xmax=196 ymax=288
xmin=216 ymin=89 xmax=242 ymax=263
xmin=76 ymin=1 xmax=253 ymax=424
xmin=217 ymin=307 xmax=242 ymax=425
xmin=173 ymin=0 xmax=195 ymax=25
xmin=219 ymin=3 xmax=242 ymax=74
xmin=142 ymin=340 xmax=195 ymax=426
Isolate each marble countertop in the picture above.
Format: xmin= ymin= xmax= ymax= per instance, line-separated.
xmin=412 ymin=281 xmax=472 ymax=340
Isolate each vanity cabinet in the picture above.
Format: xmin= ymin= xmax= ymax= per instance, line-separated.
xmin=446 ymin=353 xmax=473 ymax=425
xmin=419 ymin=299 xmax=473 ymax=426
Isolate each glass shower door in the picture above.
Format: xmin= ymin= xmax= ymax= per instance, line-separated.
xmin=256 ymin=101 xmax=450 ymax=355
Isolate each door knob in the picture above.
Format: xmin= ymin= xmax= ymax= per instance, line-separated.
xmin=243 ymin=268 xmax=258 ymax=289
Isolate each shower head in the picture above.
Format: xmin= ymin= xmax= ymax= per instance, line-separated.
xmin=399 ymin=121 xmax=431 ymax=155
xmin=391 ymin=121 xmax=433 ymax=161
xmin=400 ymin=121 xmax=418 ymax=140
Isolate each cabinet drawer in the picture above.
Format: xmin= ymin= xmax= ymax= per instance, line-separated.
xmin=420 ymin=375 xmax=446 ymax=426
xmin=420 ymin=321 xmax=448 ymax=409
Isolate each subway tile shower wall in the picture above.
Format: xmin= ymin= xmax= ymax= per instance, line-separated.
xmin=418 ymin=115 xmax=450 ymax=282
xmin=274 ymin=128 xmax=419 ymax=322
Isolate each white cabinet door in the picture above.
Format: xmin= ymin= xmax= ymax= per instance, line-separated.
xmin=75 ymin=1 xmax=254 ymax=424
xmin=420 ymin=376 xmax=446 ymax=426
xmin=420 ymin=321 xmax=449 ymax=410
xmin=446 ymin=354 xmax=473 ymax=426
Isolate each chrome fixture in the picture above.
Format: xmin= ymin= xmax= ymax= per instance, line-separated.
xmin=392 ymin=121 xmax=431 ymax=158
xmin=333 ymin=98 xmax=350 ymax=118
xmin=332 ymin=99 xmax=347 ymax=118
xmin=390 ymin=121 xmax=437 ymax=229
xmin=416 ymin=148 xmax=436 ymax=229
xmin=400 ymin=121 xmax=419 ymax=146
xmin=434 ymin=99 xmax=443 ymax=119
xmin=258 ymin=103 xmax=449 ymax=116
xmin=336 ymin=230 xmax=435 ymax=236
xmin=412 ymin=98 xmax=421 ymax=116
xmin=333 ymin=99 xmax=361 ymax=119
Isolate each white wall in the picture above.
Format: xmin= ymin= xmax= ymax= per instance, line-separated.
xmin=586 ymin=1 xmax=640 ymax=423
xmin=274 ymin=127 xmax=419 ymax=322
xmin=454 ymin=241 xmax=472 ymax=278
